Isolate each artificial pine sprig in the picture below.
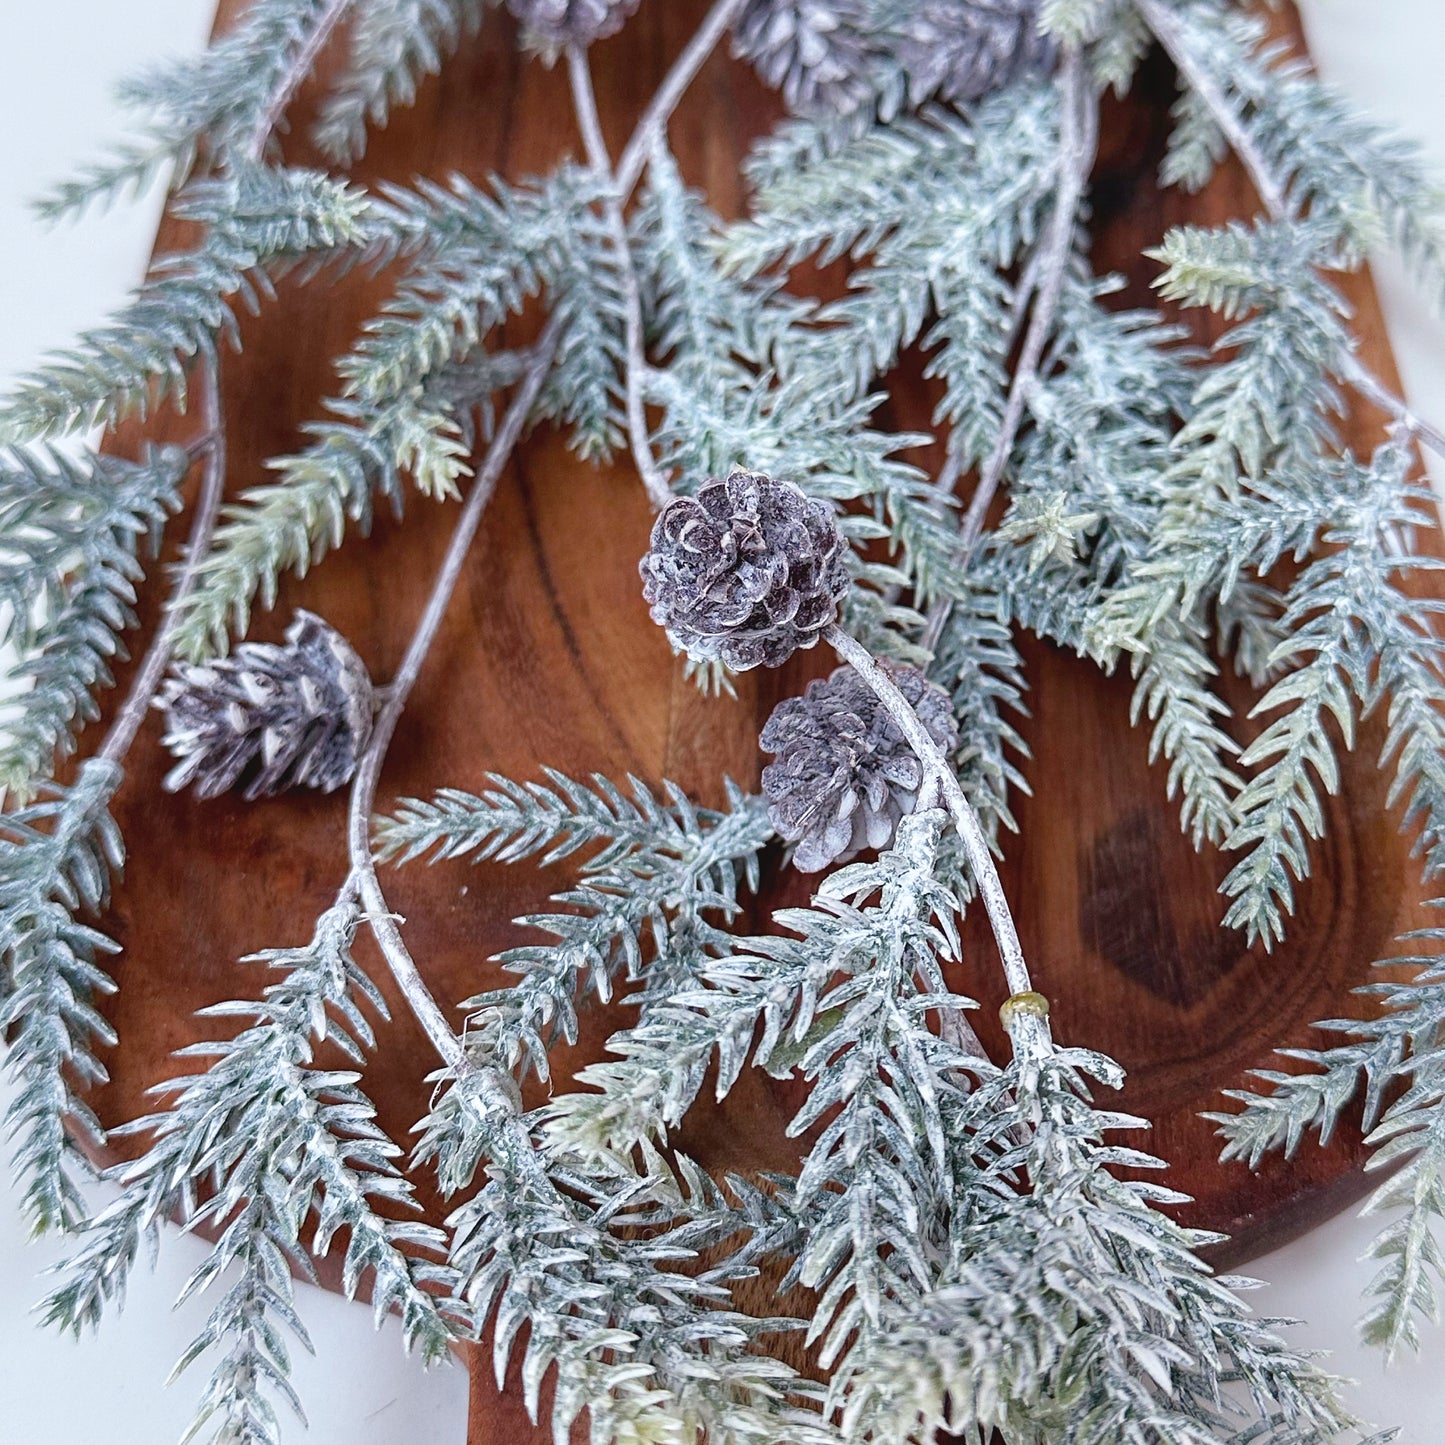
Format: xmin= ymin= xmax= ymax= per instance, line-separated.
xmin=0 ymin=444 xmax=188 ymax=800
xmin=1 ymin=166 xmax=375 ymax=445
xmin=314 ymin=0 xmax=490 ymax=164
xmin=8 ymin=0 xmax=1445 ymax=1438
xmin=42 ymin=899 xmax=460 ymax=1445
xmin=0 ymin=759 xmax=125 ymax=1234
xmin=1215 ymin=907 xmax=1445 ymax=1363
xmin=383 ymin=771 xmax=773 ymax=1082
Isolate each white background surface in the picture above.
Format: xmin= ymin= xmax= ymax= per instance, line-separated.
xmin=2 ymin=2 xmax=1445 ymax=1441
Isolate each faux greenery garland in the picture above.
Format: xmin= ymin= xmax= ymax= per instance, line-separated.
xmin=4 ymin=0 xmax=1445 ymax=1440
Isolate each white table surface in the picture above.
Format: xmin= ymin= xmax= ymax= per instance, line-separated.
xmin=3 ymin=3 xmax=1445 ymax=1440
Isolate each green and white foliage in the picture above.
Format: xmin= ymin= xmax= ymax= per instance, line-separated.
xmin=1163 ymin=2 xmax=1445 ymax=290
xmin=417 ymin=1060 xmax=829 ymax=1445
xmin=1094 ymin=210 xmax=1445 ymax=947
xmin=170 ymin=165 xmax=624 ymax=659
xmin=541 ymin=810 xmax=1362 ymax=1441
xmin=33 ymin=0 xmax=353 ymax=219
xmin=0 ymin=444 xmax=188 ymax=799
xmin=724 ymin=83 xmax=1057 ymax=438
xmin=10 ymin=0 xmax=1445 ymax=1435
xmin=1219 ymin=448 xmax=1445 ymax=944
xmin=0 ymin=758 xmax=125 ymax=1234
xmin=927 ymin=575 xmax=1029 ymax=843
xmin=1215 ymin=912 xmax=1445 ymax=1364
xmin=42 ymin=900 xmax=458 ymax=1445
xmin=448 ymin=810 xmax=987 ymax=1440
xmin=714 ymin=81 xmax=1062 ymax=607
xmin=2 ymin=165 xmax=376 ymax=445
xmin=313 ymin=0 xmax=493 ymax=163
xmin=544 ymin=805 xmax=971 ymax=1151
xmin=379 ymin=771 xmax=773 ymax=1083
xmin=851 ymin=1011 xmax=1364 ymax=1445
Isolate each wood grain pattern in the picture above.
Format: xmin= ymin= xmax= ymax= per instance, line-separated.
xmin=75 ymin=2 xmax=1436 ymax=1439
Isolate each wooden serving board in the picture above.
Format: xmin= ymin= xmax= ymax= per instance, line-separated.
xmin=83 ymin=1 xmax=1432 ymax=1438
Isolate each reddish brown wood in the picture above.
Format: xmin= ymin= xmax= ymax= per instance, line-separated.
xmin=76 ymin=2 xmax=1436 ymax=1440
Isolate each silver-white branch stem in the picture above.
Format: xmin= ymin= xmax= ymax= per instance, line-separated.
xmin=97 ymin=0 xmax=359 ymax=769
xmin=245 ymin=0 xmax=355 ymax=161
xmin=615 ymin=0 xmax=749 ymax=200
xmin=824 ymin=623 xmax=1034 ymax=999
xmin=958 ymin=46 xmax=1096 ymax=551
xmin=923 ymin=45 xmax=1097 ymax=654
xmin=567 ymin=44 xmax=672 ymax=511
xmin=97 ymin=356 xmax=227 ymax=766
xmin=345 ymin=322 xmax=562 ymax=1075
xmin=1136 ymin=0 xmax=1445 ymax=461
xmin=1134 ymin=0 xmax=1287 ymax=216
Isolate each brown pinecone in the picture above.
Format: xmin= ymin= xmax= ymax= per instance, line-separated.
xmin=733 ymin=0 xmax=880 ymax=115
xmin=158 ymin=612 xmax=374 ymax=801
xmin=761 ymin=662 xmax=959 ymax=871
xmin=897 ymin=0 xmax=1055 ymax=105
xmin=639 ymin=471 xmax=850 ymax=671
xmin=505 ymin=0 xmax=640 ymax=46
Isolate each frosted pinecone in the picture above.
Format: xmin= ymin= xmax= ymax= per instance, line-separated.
xmin=505 ymin=0 xmax=640 ymax=47
xmin=733 ymin=0 xmax=880 ymax=115
xmin=158 ymin=611 xmax=374 ymax=801
xmin=761 ymin=662 xmax=959 ymax=871
xmin=898 ymin=0 xmax=1055 ymax=105
xmin=640 ymin=471 xmax=850 ymax=671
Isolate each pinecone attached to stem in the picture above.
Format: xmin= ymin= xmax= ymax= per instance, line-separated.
xmin=505 ymin=0 xmax=640 ymax=48
xmin=640 ymin=470 xmax=851 ymax=672
xmin=159 ymin=611 xmax=375 ymax=801
xmin=761 ymin=661 xmax=959 ymax=871
xmin=897 ymin=0 xmax=1056 ymax=106
xmin=733 ymin=0 xmax=879 ymax=115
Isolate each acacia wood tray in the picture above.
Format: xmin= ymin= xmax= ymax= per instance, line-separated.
xmin=86 ymin=2 xmax=1436 ymax=1439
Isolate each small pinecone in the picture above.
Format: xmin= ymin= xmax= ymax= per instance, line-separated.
xmin=761 ymin=662 xmax=959 ymax=871
xmin=897 ymin=0 xmax=1055 ymax=105
xmin=640 ymin=471 xmax=850 ymax=671
xmin=505 ymin=0 xmax=640 ymax=46
xmin=733 ymin=0 xmax=879 ymax=115
xmin=158 ymin=611 xmax=374 ymax=801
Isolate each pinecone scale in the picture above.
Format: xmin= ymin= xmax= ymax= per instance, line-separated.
xmin=640 ymin=471 xmax=850 ymax=672
xmin=898 ymin=0 xmax=1055 ymax=106
xmin=733 ymin=0 xmax=878 ymax=115
xmin=762 ymin=661 xmax=959 ymax=871
xmin=505 ymin=0 xmax=640 ymax=47
xmin=734 ymin=0 xmax=1055 ymax=114
xmin=159 ymin=611 xmax=375 ymax=801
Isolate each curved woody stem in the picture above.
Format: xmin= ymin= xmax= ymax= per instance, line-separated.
xmin=345 ymin=323 xmax=562 ymax=1075
xmin=824 ymin=623 xmax=1035 ymax=1001
xmin=615 ymin=0 xmax=749 ymax=199
xmin=344 ymin=11 xmax=749 ymax=1068
xmin=91 ymin=0 xmax=359 ymax=774
xmin=1135 ymin=0 xmax=1445 ymax=461
xmin=566 ymin=43 xmax=673 ymax=510
xmin=245 ymin=0 xmax=356 ymax=160
xmin=97 ymin=354 xmax=228 ymax=767
xmin=923 ymin=46 xmax=1098 ymax=654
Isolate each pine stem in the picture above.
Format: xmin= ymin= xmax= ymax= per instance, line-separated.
xmin=96 ymin=0 xmax=359 ymax=770
xmin=566 ymin=44 xmax=672 ymax=511
xmin=244 ymin=0 xmax=355 ymax=161
xmin=961 ymin=47 xmax=1095 ymax=546
xmin=1135 ymin=0 xmax=1287 ymax=216
xmin=344 ymin=321 xmax=563 ymax=1075
xmin=922 ymin=45 xmax=1097 ymax=654
xmin=823 ymin=623 xmax=1034 ymax=999
xmin=615 ymin=0 xmax=749 ymax=199
xmin=1136 ymin=0 xmax=1445 ymax=460
xmin=96 ymin=354 xmax=227 ymax=767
